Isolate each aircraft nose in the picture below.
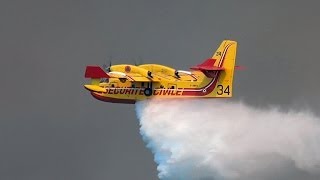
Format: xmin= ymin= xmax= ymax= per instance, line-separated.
xmin=84 ymin=85 xmax=107 ymax=93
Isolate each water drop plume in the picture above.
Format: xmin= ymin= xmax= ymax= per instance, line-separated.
xmin=135 ymin=99 xmax=320 ymax=180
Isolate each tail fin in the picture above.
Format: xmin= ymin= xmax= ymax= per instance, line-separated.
xmin=191 ymin=40 xmax=237 ymax=97
xmin=213 ymin=40 xmax=237 ymax=97
xmin=191 ymin=40 xmax=237 ymax=72
xmin=212 ymin=40 xmax=237 ymax=68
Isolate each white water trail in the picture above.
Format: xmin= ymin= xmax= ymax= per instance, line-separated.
xmin=135 ymin=99 xmax=320 ymax=180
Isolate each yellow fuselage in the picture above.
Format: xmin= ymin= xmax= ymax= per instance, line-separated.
xmin=85 ymin=64 xmax=229 ymax=104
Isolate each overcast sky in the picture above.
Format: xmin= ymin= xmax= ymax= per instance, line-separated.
xmin=1 ymin=0 xmax=320 ymax=179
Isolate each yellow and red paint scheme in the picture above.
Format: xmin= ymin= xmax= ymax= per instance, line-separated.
xmin=84 ymin=40 xmax=238 ymax=104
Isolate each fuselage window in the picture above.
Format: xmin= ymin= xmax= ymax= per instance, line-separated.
xmin=120 ymin=78 xmax=126 ymax=83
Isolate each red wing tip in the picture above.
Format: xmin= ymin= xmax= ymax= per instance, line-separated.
xmin=85 ymin=66 xmax=110 ymax=78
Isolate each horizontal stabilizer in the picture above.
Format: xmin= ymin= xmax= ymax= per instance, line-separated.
xmin=190 ymin=58 xmax=225 ymax=71
xmin=190 ymin=66 xmax=225 ymax=71
xmin=85 ymin=66 xmax=110 ymax=78
xmin=235 ymin=65 xmax=245 ymax=70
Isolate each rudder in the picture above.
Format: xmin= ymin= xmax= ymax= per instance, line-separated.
xmin=213 ymin=40 xmax=237 ymax=97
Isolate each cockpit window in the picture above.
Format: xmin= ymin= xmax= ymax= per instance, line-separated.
xmin=100 ymin=78 xmax=109 ymax=83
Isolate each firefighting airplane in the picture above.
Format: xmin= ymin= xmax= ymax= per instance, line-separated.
xmin=84 ymin=40 xmax=240 ymax=104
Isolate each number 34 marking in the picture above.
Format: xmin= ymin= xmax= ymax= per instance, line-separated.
xmin=217 ymin=85 xmax=230 ymax=95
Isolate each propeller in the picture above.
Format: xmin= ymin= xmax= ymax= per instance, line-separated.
xmin=103 ymin=56 xmax=112 ymax=72
xmin=100 ymin=57 xmax=112 ymax=83
xmin=134 ymin=56 xmax=143 ymax=66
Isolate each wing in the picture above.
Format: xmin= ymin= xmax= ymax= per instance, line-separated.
xmin=125 ymin=73 xmax=152 ymax=82
xmin=108 ymin=71 xmax=161 ymax=82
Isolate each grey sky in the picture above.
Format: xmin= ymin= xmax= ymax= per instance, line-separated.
xmin=1 ymin=0 xmax=320 ymax=179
